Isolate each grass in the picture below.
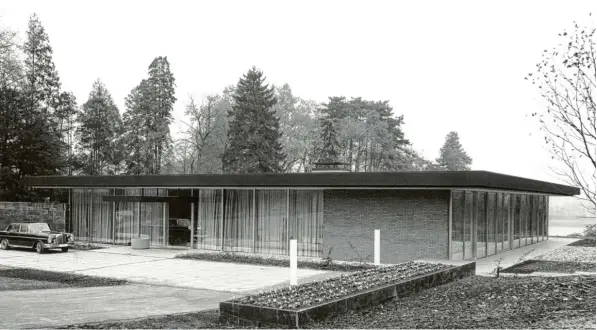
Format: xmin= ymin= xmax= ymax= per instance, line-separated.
xmin=176 ymin=251 xmax=377 ymax=272
xmin=568 ymin=239 xmax=596 ymax=247
xmin=501 ymin=260 xmax=596 ymax=274
xmin=60 ymin=275 xmax=596 ymax=329
xmin=0 ymin=267 xmax=128 ymax=291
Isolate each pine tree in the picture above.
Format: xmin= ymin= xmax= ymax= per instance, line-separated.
xmin=22 ymin=13 xmax=61 ymax=117
xmin=436 ymin=131 xmax=472 ymax=171
xmin=318 ymin=117 xmax=340 ymax=162
xmin=146 ymin=56 xmax=176 ymax=174
xmin=223 ymin=67 xmax=285 ymax=173
xmin=0 ymin=87 xmax=64 ymax=200
xmin=122 ymin=79 xmax=152 ymax=175
xmin=76 ymin=79 xmax=123 ymax=175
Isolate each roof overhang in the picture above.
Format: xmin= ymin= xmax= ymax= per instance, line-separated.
xmin=21 ymin=171 xmax=580 ymax=196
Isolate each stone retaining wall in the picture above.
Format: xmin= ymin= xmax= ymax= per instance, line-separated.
xmin=0 ymin=202 xmax=66 ymax=231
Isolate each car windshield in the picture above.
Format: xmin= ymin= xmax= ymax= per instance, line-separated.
xmin=29 ymin=223 xmax=51 ymax=233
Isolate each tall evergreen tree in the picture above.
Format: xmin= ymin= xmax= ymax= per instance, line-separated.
xmin=146 ymin=56 xmax=176 ymax=174
xmin=318 ymin=116 xmax=340 ymax=163
xmin=122 ymin=79 xmax=152 ymax=175
xmin=22 ymin=13 xmax=61 ymax=117
xmin=75 ymin=80 xmax=123 ymax=175
xmin=436 ymin=131 xmax=472 ymax=171
xmin=0 ymin=87 xmax=64 ymax=200
xmin=223 ymin=67 xmax=285 ymax=173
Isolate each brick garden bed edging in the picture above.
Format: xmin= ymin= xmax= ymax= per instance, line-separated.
xmin=219 ymin=261 xmax=476 ymax=328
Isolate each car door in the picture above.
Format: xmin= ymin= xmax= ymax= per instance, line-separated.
xmin=6 ymin=224 xmax=22 ymax=246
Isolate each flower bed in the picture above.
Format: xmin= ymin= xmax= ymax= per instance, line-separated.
xmin=220 ymin=260 xmax=476 ymax=328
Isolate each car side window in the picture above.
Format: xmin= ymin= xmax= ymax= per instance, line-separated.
xmin=7 ymin=224 xmax=16 ymax=232
xmin=20 ymin=225 xmax=29 ymax=233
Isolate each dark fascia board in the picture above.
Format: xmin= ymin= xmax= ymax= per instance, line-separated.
xmin=21 ymin=171 xmax=580 ymax=196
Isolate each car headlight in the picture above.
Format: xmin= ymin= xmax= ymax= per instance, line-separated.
xmin=68 ymin=234 xmax=74 ymax=242
xmin=48 ymin=235 xmax=55 ymax=243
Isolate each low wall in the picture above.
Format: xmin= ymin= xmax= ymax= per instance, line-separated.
xmin=0 ymin=202 xmax=66 ymax=231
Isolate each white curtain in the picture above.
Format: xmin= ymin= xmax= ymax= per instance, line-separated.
xmin=289 ymin=190 xmax=323 ymax=257
xmin=139 ymin=188 xmax=167 ymax=246
xmin=198 ymin=189 xmax=222 ymax=250
xmin=223 ymin=189 xmax=254 ymax=252
xmin=255 ymin=190 xmax=287 ymax=255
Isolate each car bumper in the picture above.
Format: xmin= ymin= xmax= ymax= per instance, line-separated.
xmin=42 ymin=243 xmax=72 ymax=249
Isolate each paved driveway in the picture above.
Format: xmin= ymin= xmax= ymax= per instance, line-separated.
xmin=0 ymin=247 xmax=333 ymax=292
xmin=0 ymin=284 xmax=234 ymax=329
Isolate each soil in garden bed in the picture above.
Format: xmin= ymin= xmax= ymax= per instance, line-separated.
xmin=501 ymin=260 xmax=596 ymax=274
xmin=233 ymin=261 xmax=452 ymax=310
xmin=60 ymin=275 xmax=596 ymax=329
xmin=0 ymin=268 xmax=128 ymax=289
xmin=176 ymin=252 xmax=376 ymax=272
xmin=568 ymin=239 xmax=596 ymax=247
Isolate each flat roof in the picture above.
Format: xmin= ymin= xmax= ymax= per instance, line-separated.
xmin=21 ymin=171 xmax=580 ymax=196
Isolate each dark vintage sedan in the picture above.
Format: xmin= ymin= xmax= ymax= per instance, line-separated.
xmin=0 ymin=222 xmax=74 ymax=253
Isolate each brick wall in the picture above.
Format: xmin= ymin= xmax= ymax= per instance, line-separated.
xmin=323 ymin=190 xmax=450 ymax=264
xmin=0 ymin=202 xmax=66 ymax=232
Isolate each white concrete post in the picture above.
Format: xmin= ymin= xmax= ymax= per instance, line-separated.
xmin=374 ymin=229 xmax=380 ymax=265
xmin=290 ymin=239 xmax=297 ymax=286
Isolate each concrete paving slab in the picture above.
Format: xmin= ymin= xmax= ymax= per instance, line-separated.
xmin=0 ymin=247 xmax=335 ymax=293
xmin=475 ymin=237 xmax=580 ymax=275
xmin=0 ymin=284 xmax=235 ymax=329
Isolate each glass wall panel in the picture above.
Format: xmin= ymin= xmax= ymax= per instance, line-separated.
xmin=139 ymin=188 xmax=166 ymax=246
xmin=496 ymin=193 xmax=503 ymax=251
xmin=223 ymin=189 xmax=254 ymax=252
xmin=531 ymin=196 xmax=537 ymax=243
xmin=513 ymin=194 xmax=521 ymax=248
xmin=71 ymin=188 xmax=113 ymax=243
xmin=521 ymin=195 xmax=528 ymax=246
xmin=540 ymin=196 xmax=547 ymax=241
xmin=451 ymin=191 xmax=465 ymax=260
xmin=487 ymin=193 xmax=496 ymax=255
xmin=197 ymin=189 xmax=222 ymax=250
xmin=476 ymin=192 xmax=487 ymax=258
xmin=255 ymin=190 xmax=287 ymax=255
xmin=464 ymin=192 xmax=474 ymax=259
xmin=289 ymin=190 xmax=324 ymax=257
xmin=503 ymin=194 xmax=511 ymax=250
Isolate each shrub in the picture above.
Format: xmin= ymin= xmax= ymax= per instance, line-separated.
xmin=583 ymin=224 xmax=596 ymax=239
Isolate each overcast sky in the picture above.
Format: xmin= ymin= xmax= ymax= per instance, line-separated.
xmin=0 ymin=0 xmax=594 ymax=185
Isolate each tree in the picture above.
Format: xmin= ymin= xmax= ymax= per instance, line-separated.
xmin=0 ymin=87 xmax=64 ymax=200
xmin=436 ymin=131 xmax=472 ymax=171
xmin=122 ymin=79 xmax=152 ymax=175
xmin=321 ymin=97 xmax=411 ymax=171
xmin=223 ymin=67 xmax=285 ymax=173
xmin=147 ymin=56 xmax=176 ymax=174
xmin=22 ymin=13 xmax=61 ymax=117
xmin=54 ymin=91 xmax=78 ymax=175
xmin=180 ymin=94 xmax=229 ymax=173
xmin=75 ymin=80 xmax=123 ymax=175
xmin=528 ymin=18 xmax=595 ymax=213
xmin=318 ymin=115 xmax=341 ymax=162
xmin=272 ymin=84 xmax=320 ymax=172
xmin=122 ymin=57 xmax=176 ymax=174
xmin=0 ymin=23 xmax=22 ymax=88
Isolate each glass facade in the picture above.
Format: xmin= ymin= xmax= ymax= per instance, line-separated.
xmin=71 ymin=187 xmax=323 ymax=257
xmin=450 ymin=190 xmax=549 ymax=260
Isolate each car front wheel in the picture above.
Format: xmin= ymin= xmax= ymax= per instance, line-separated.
xmin=0 ymin=239 xmax=9 ymax=250
xmin=35 ymin=242 xmax=46 ymax=254
xmin=61 ymin=247 xmax=69 ymax=252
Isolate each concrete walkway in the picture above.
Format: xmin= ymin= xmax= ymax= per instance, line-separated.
xmin=0 ymin=247 xmax=334 ymax=292
xmin=0 ymin=284 xmax=234 ymax=329
xmin=474 ymin=237 xmax=580 ymax=275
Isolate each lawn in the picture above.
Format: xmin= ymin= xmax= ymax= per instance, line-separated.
xmin=61 ymin=275 xmax=596 ymax=329
xmin=0 ymin=267 xmax=128 ymax=291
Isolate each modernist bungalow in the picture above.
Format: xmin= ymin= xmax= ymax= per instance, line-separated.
xmin=22 ymin=170 xmax=579 ymax=263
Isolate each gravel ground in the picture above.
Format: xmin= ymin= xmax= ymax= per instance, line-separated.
xmin=502 ymin=260 xmax=596 ymax=274
xmin=65 ymin=275 xmax=596 ymax=329
xmin=535 ymin=246 xmax=596 ymax=263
